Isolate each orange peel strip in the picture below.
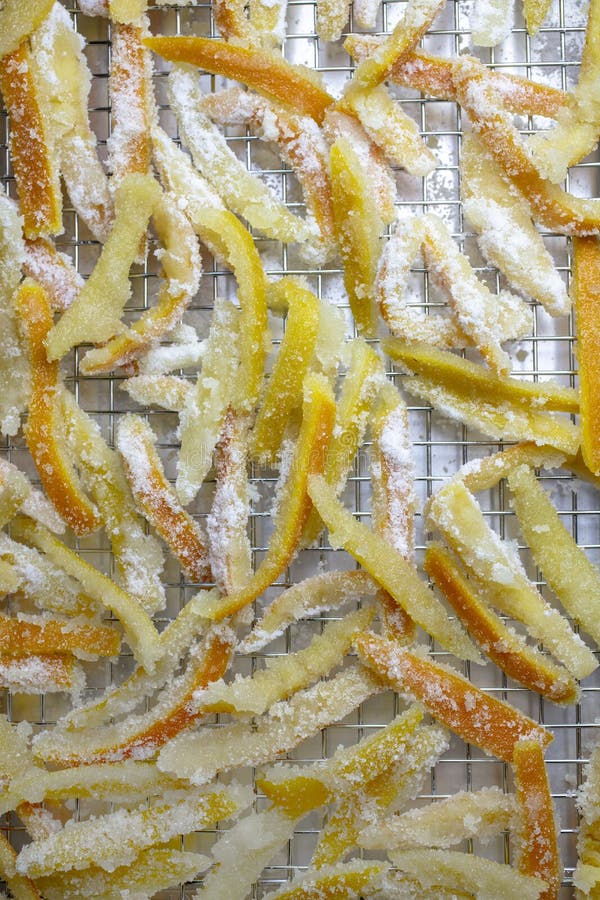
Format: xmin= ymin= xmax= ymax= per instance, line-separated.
xmin=14 ymin=279 xmax=100 ymax=536
xmin=452 ymin=57 xmax=600 ymax=236
xmin=36 ymin=847 xmax=209 ymax=900
xmin=59 ymin=390 xmax=166 ymax=614
xmin=117 ymin=414 xmax=210 ymax=583
xmin=424 ymin=543 xmax=578 ymax=704
xmin=0 ymin=43 xmax=62 ymax=239
xmin=342 ymin=0 xmax=446 ymax=97
xmin=0 ymin=0 xmax=54 ymax=59
xmin=384 ymin=340 xmax=580 ymax=413
xmin=177 ymin=299 xmax=241 ymax=505
xmin=388 ymin=849 xmax=546 ymax=899
xmin=355 ymin=633 xmax=552 ymax=762
xmin=0 ymin=614 xmax=120 ymax=659
xmin=51 ymin=588 xmax=220 ymax=732
xmin=267 ymin=861 xmax=386 ymax=899
xmin=199 ymin=88 xmax=335 ymax=260
xmin=12 ymin=517 xmax=161 ymax=673
xmin=427 ymin=480 xmax=597 ymax=680
xmin=370 ymin=381 xmax=417 ymax=643
xmin=251 ymin=278 xmax=320 ymax=464
xmin=343 ymin=38 xmax=567 ymax=118
xmin=23 ymin=238 xmax=83 ymax=312
xmin=108 ymin=22 xmax=153 ymax=191
xmin=213 ymin=0 xmax=258 ymax=43
xmin=0 ymin=654 xmax=81 ymax=694
xmin=29 ymin=4 xmax=114 ymax=243
xmin=572 ymin=235 xmax=600 ymax=475
xmin=238 ymin=569 xmax=378 ymax=654
xmin=197 ymin=373 xmax=335 ymax=621
xmin=15 ymin=784 xmax=250 ymax=878
xmin=157 ymin=666 xmax=380 ymax=784
xmin=513 ymin=739 xmax=561 ymax=900
xmin=45 ymin=173 xmax=161 ymax=361
xmin=80 ymin=194 xmax=201 ymax=374
xmin=32 ymin=625 xmax=234 ymax=765
xmin=359 ymin=786 xmax=515 ymax=851
xmin=508 ymin=462 xmax=600 ymax=649
xmin=330 ymin=137 xmax=384 ymax=338
xmin=207 ymin=410 xmax=252 ymax=595
xmin=145 ymin=36 xmax=334 ymax=124
xmin=460 ymin=134 xmax=570 ymax=317
xmin=307 ymin=473 xmax=480 ymax=661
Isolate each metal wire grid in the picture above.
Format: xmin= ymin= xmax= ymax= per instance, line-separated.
xmin=0 ymin=0 xmax=598 ymax=896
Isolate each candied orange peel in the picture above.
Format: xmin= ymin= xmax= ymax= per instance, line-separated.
xmin=355 ymin=633 xmax=552 ymax=762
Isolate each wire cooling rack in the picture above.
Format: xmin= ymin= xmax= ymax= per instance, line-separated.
xmin=1 ymin=0 xmax=599 ymax=896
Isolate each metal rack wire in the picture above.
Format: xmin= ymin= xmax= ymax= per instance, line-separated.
xmin=0 ymin=0 xmax=598 ymax=896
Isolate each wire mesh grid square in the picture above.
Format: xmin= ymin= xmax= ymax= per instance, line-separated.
xmin=0 ymin=0 xmax=598 ymax=896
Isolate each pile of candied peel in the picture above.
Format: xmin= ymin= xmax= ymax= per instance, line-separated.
xmin=2 ymin=0 xmax=600 ymax=896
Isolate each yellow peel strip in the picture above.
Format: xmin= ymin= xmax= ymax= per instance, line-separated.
xmin=251 ymin=278 xmax=320 ymax=464
xmin=238 ymin=569 xmax=379 ymax=654
xmin=200 ymin=606 xmax=373 ymax=716
xmin=156 ymin=666 xmax=380 ymax=784
xmin=427 ymin=480 xmax=597 ymax=679
xmin=177 ymin=299 xmax=241 ymax=505
xmin=508 ymin=463 xmax=600 ymax=649
xmin=359 ymin=786 xmax=516 ymax=851
xmin=16 ymin=784 xmax=251 ymax=878
xmin=198 ymin=373 xmax=335 ymax=621
xmin=307 ymin=474 xmax=480 ymax=662
xmin=388 ymin=849 xmax=546 ymax=899
xmin=12 ymin=517 xmax=161 ymax=673
xmin=60 ymin=390 xmax=166 ymax=613
xmin=80 ymin=193 xmax=202 ymax=374
xmin=45 ymin=174 xmax=161 ymax=361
